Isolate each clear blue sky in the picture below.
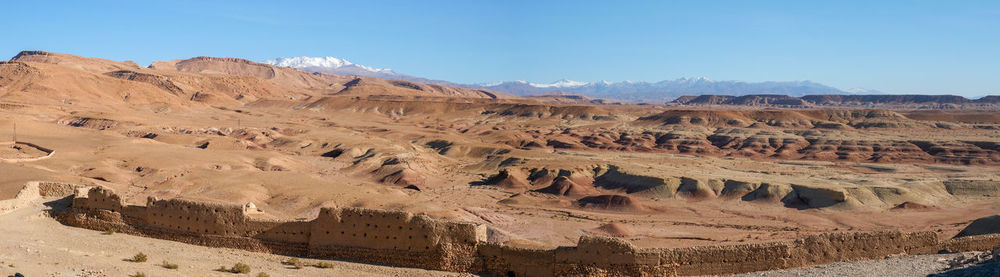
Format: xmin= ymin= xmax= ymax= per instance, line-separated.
xmin=2 ymin=0 xmax=998 ymax=96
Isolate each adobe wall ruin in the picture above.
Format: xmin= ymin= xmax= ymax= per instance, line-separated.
xmin=63 ymin=186 xmax=487 ymax=271
xmin=59 ymin=186 xmax=1000 ymax=276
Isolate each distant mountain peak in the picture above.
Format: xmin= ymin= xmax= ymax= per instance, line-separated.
xmin=676 ymin=76 xmax=713 ymax=83
xmin=529 ymin=79 xmax=588 ymax=88
xmin=265 ymin=55 xmax=462 ymax=86
xmin=265 ymin=56 xmax=393 ymax=74
xmin=266 ymin=54 xmax=882 ymax=103
xmin=844 ymin=88 xmax=884 ymax=94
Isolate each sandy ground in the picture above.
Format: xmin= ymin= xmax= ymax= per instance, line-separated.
xmin=726 ymin=254 xmax=959 ymax=277
xmin=0 ymin=199 xmax=470 ymax=277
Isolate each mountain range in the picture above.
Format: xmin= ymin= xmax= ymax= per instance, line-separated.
xmin=262 ymin=56 xmax=942 ymax=103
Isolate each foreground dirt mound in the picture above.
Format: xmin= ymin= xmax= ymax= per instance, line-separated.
xmin=578 ymin=195 xmax=646 ymax=211
xmin=955 ymin=215 xmax=1000 ymax=238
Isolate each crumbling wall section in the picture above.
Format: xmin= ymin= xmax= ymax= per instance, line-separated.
xmin=306 ymin=207 xmax=485 ymax=271
xmin=666 ymin=241 xmax=793 ymax=276
xmin=72 ymin=186 xmax=125 ymax=213
xmin=785 ymin=231 xmax=938 ymax=267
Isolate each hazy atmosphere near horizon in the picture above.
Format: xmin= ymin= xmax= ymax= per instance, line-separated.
xmin=2 ymin=1 xmax=1000 ymax=277
xmin=1 ymin=0 xmax=998 ymax=96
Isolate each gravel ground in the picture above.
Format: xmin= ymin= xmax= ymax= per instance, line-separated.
xmin=727 ymin=250 xmax=999 ymax=277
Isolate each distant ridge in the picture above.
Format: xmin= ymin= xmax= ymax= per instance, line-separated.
xmin=269 ymin=55 xmax=996 ymax=105
xmin=265 ymin=56 xmax=854 ymax=102
xmin=672 ymin=94 xmax=1000 ymax=107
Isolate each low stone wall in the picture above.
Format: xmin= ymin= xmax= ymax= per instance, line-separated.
xmin=58 ymin=186 xmax=1000 ymax=276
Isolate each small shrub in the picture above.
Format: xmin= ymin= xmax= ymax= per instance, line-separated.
xmin=230 ymin=262 xmax=251 ymax=273
xmin=256 ymin=273 xmax=270 ymax=277
xmin=125 ymin=252 xmax=147 ymax=263
xmin=130 ymin=272 xmax=146 ymax=277
xmin=313 ymin=261 xmax=334 ymax=268
xmin=161 ymin=260 xmax=178 ymax=269
xmin=219 ymin=262 xmax=252 ymax=274
xmin=282 ymin=257 xmax=303 ymax=269
xmin=102 ymin=228 xmax=116 ymax=235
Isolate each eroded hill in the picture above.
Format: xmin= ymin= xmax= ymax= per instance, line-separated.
xmin=2 ymin=51 xmax=999 ymax=254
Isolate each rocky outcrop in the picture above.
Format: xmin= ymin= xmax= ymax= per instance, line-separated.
xmin=56 ymin=116 xmax=119 ymax=130
xmin=943 ymin=180 xmax=1000 ymax=197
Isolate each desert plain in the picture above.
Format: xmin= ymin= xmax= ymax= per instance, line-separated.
xmin=2 ymin=51 xmax=1000 ymax=276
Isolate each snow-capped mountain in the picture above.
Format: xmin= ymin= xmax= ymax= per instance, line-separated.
xmin=267 ymin=55 xmax=861 ymax=103
xmin=528 ymin=79 xmax=589 ymax=88
xmin=265 ymin=56 xmax=457 ymax=85
xmin=474 ymin=78 xmax=847 ymax=102
xmin=267 ymin=56 xmax=392 ymax=73
xmin=844 ymin=88 xmax=884 ymax=94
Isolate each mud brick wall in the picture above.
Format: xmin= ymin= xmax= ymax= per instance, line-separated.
xmin=60 ymin=186 xmax=1000 ymax=276
xmin=63 ymin=186 xmax=485 ymax=271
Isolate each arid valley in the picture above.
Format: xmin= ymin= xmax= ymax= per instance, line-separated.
xmin=0 ymin=50 xmax=998 ymax=276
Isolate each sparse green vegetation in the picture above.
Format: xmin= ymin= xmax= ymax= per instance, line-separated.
xmin=130 ymin=272 xmax=146 ymax=277
xmin=313 ymin=261 xmax=334 ymax=268
xmin=161 ymin=260 xmax=178 ymax=269
xmin=218 ymin=262 xmax=251 ymax=274
xmin=282 ymin=257 xmax=303 ymax=269
xmin=102 ymin=228 xmax=116 ymax=235
xmin=125 ymin=252 xmax=148 ymax=262
xmin=231 ymin=262 xmax=251 ymax=273
xmin=256 ymin=273 xmax=271 ymax=277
